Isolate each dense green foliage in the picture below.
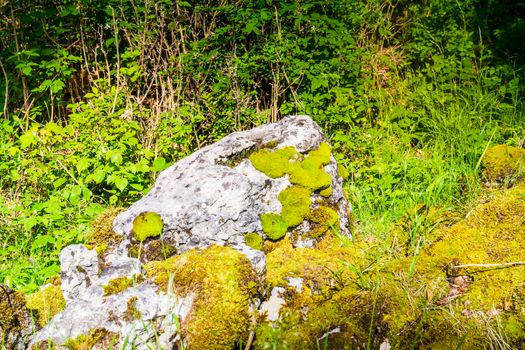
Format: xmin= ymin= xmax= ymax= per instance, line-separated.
xmin=0 ymin=0 xmax=524 ymax=295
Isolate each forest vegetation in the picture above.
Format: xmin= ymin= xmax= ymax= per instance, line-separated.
xmin=0 ymin=0 xmax=525 ymax=346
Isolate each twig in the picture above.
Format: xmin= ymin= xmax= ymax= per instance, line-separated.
xmin=454 ymin=262 xmax=525 ymax=269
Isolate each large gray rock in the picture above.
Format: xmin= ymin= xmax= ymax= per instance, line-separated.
xmin=113 ymin=115 xmax=351 ymax=270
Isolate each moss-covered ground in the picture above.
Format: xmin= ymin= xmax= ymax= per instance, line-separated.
xmin=255 ymin=174 xmax=525 ymax=349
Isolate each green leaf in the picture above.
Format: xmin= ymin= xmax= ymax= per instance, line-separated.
xmin=93 ymin=169 xmax=106 ymax=184
xmin=109 ymin=195 xmax=118 ymax=205
xmin=20 ymin=132 xmax=37 ymax=148
xmin=53 ymin=178 xmax=67 ymax=189
xmin=76 ymin=158 xmax=90 ymax=173
xmin=152 ymin=157 xmax=167 ymax=171
xmin=108 ymin=150 xmax=123 ymax=165
xmin=114 ymin=177 xmax=128 ymax=192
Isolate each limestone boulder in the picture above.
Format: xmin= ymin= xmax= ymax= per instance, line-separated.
xmin=113 ymin=115 xmax=351 ymax=271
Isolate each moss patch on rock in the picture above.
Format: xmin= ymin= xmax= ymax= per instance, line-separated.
xmin=482 ymin=144 xmax=525 ymax=183
xmin=145 ymin=245 xmax=258 ymax=349
xmin=62 ymin=328 xmax=118 ymax=350
xmin=25 ymin=284 xmax=66 ymax=327
xmin=251 ymin=142 xmax=339 ymax=242
xmin=249 ymin=146 xmax=299 ymax=178
xmin=132 ymin=211 xmax=164 ymax=242
xmin=244 ymin=232 xmax=264 ymax=250
xmin=128 ymin=238 xmax=177 ymax=263
xmin=101 ymin=275 xmax=143 ymax=296
xmin=125 ymin=296 xmax=141 ymax=321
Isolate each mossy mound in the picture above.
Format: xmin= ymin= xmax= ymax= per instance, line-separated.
xmin=25 ymin=284 xmax=66 ymax=327
xmin=131 ymin=211 xmax=164 ymax=242
xmin=256 ymin=236 xmax=376 ymax=348
xmin=482 ymin=144 xmax=525 ymax=183
xmin=101 ymin=275 xmax=143 ymax=296
xmin=251 ymin=142 xmax=340 ymax=243
xmin=145 ymin=245 xmax=258 ymax=349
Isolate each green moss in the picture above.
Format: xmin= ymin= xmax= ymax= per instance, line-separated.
xmin=256 ymin=236 xmax=374 ymax=348
xmin=145 ymin=245 xmax=257 ymax=349
xmin=307 ymin=206 xmax=339 ymax=239
xmin=260 ymin=213 xmax=288 ymax=241
xmin=256 ymin=180 xmax=525 ymax=348
xmin=62 ymin=328 xmax=118 ymax=350
xmin=125 ymin=296 xmax=141 ymax=321
xmin=25 ymin=284 xmax=66 ymax=327
xmin=278 ymin=186 xmax=312 ymax=227
xmin=289 ymin=160 xmax=332 ymax=191
xmin=249 ymin=142 xmax=332 ymax=191
xmin=252 ymin=142 xmax=338 ymax=242
xmin=249 ymin=147 xmax=299 ymax=178
xmin=319 ymin=186 xmax=332 ymax=197
xmin=482 ymin=144 xmax=525 ymax=183
xmin=102 ymin=275 xmax=143 ymax=296
xmin=84 ymin=207 xmax=125 ymax=254
xmin=132 ymin=211 xmax=164 ymax=242
xmin=244 ymin=232 xmax=263 ymax=250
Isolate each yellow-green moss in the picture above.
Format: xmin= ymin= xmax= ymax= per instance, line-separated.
xmin=307 ymin=206 xmax=339 ymax=239
xmin=382 ymin=179 xmax=525 ymax=348
xmin=249 ymin=146 xmax=299 ymax=178
xmin=102 ymin=275 xmax=143 ymax=296
xmin=249 ymin=142 xmax=332 ymax=191
xmin=260 ymin=213 xmax=288 ymax=241
xmin=145 ymin=245 xmax=257 ymax=349
xmin=278 ymin=186 xmax=312 ymax=227
xmin=132 ymin=211 xmax=164 ymax=242
xmin=256 ymin=236 xmax=375 ymax=348
xmin=254 ymin=142 xmax=336 ymax=241
xmin=84 ymin=207 xmax=125 ymax=254
xmin=482 ymin=144 xmax=525 ymax=183
xmin=25 ymin=284 xmax=66 ymax=327
xmin=319 ymin=186 xmax=332 ymax=197
xmin=244 ymin=232 xmax=263 ymax=250
xmin=257 ymin=180 xmax=525 ymax=348
xmin=337 ymin=164 xmax=350 ymax=180
xmin=62 ymin=328 xmax=118 ymax=350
